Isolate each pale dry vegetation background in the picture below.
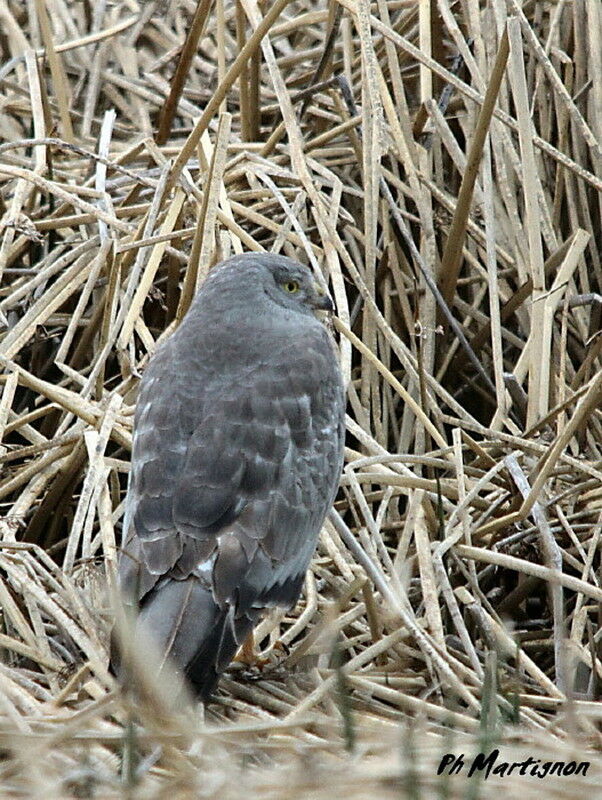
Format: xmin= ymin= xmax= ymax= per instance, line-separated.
xmin=0 ymin=0 xmax=601 ymax=797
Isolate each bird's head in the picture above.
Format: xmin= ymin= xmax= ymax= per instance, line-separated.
xmin=264 ymin=257 xmax=334 ymax=315
xmin=202 ymin=253 xmax=335 ymax=318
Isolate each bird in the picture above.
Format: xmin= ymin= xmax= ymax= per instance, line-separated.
xmin=112 ymin=252 xmax=346 ymax=701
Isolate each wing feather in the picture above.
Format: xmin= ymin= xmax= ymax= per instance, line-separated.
xmin=118 ymin=313 xmax=345 ymax=676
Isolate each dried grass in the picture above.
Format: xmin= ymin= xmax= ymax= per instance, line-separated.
xmin=1 ymin=0 xmax=602 ymax=796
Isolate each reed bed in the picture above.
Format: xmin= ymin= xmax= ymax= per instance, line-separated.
xmin=0 ymin=0 xmax=601 ymax=795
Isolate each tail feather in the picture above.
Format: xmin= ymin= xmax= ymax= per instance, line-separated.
xmin=112 ymin=578 xmax=256 ymax=702
xmin=187 ymin=606 xmax=256 ymax=700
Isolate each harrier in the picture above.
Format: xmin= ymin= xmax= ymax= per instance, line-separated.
xmin=113 ymin=253 xmax=345 ymax=700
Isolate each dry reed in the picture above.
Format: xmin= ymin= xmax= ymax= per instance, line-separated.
xmin=0 ymin=0 xmax=601 ymax=796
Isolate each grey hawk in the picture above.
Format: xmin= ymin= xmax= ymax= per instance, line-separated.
xmin=113 ymin=252 xmax=346 ymax=701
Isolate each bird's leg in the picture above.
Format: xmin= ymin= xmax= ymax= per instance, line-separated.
xmin=234 ymin=631 xmax=276 ymax=670
xmin=234 ymin=631 xmax=256 ymax=665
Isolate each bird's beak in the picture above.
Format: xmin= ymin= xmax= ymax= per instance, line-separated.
xmin=312 ymin=283 xmax=335 ymax=312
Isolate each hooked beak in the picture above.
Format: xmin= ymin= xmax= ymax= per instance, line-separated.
xmin=311 ymin=282 xmax=335 ymax=312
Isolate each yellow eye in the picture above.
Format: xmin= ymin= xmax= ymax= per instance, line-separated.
xmin=283 ymin=280 xmax=300 ymax=293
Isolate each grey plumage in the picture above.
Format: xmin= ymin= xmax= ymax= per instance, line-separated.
xmin=113 ymin=253 xmax=346 ymax=700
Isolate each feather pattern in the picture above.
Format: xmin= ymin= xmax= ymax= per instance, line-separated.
xmin=113 ymin=253 xmax=345 ymax=700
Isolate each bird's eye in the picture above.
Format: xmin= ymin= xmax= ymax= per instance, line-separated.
xmin=283 ymin=280 xmax=300 ymax=294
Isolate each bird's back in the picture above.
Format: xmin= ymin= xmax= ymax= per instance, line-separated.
xmin=113 ymin=254 xmax=345 ymax=700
